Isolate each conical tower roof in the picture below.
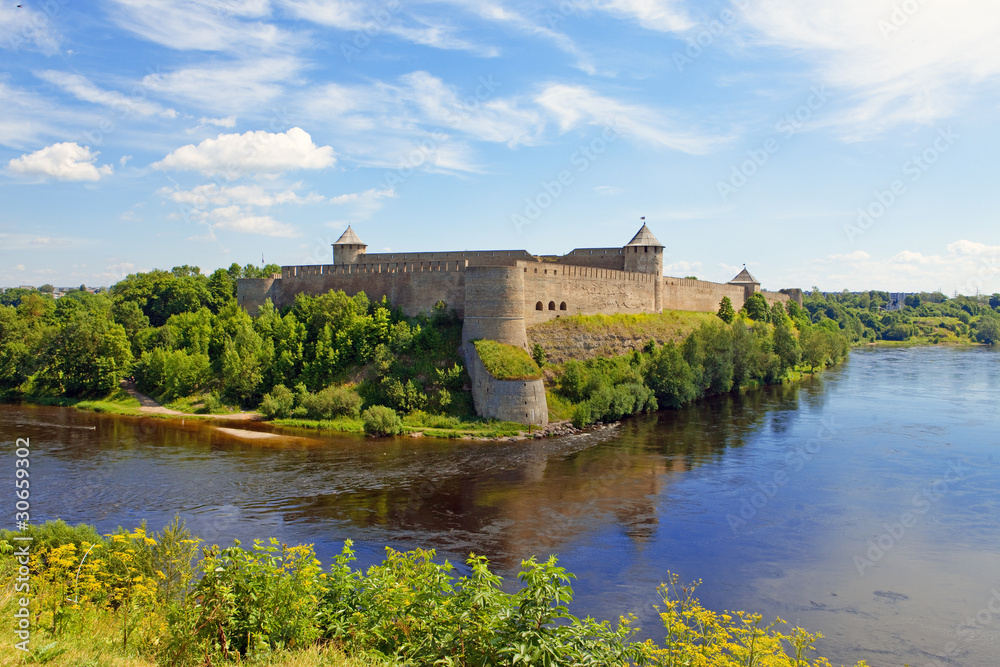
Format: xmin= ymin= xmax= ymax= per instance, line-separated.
xmin=729 ymin=267 xmax=759 ymax=285
xmin=333 ymin=225 xmax=366 ymax=246
xmin=625 ymin=223 xmax=662 ymax=247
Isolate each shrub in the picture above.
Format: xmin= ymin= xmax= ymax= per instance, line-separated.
xmin=260 ymin=383 xmax=295 ymax=418
xmin=362 ymin=405 xmax=403 ymax=436
xmin=298 ymin=384 xmax=363 ymax=420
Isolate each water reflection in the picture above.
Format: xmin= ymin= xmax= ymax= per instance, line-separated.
xmin=2 ymin=347 xmax=998 ymax=667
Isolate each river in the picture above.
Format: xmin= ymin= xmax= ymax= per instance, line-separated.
xmin=2 ymin=346 xmax=998 ymax=666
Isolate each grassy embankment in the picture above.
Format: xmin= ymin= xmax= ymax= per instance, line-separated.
xmin=866 ymin=315 xmax=982 ymax=347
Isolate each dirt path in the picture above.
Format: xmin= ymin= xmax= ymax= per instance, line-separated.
xmin=119 ymin=380 xmax=261 ymax=420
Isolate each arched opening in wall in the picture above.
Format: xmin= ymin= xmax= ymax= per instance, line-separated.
xmin=559 ymin=302 xmax=567 ymax=310
xmin=548 ymin=301 xmax=556 ymax=310
xmin=535 ymin=301 xmax=543 ymax=310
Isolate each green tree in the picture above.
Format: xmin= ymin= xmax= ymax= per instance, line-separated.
xmin=974 ymin=312 xmax=1000 ymax=345
xmin=645 ymin=342 xmax=697 ymax=408
xmin=773 ymin=318 xmax=801 ymax=373
xmin=717 ymin=296 xmax=735 ymax=323
xmin=742 ymin=293 xmax=771 ymax=322
xmin=39 ymin=310 xmax=134 ymax=397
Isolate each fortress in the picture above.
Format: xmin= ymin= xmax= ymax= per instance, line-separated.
xmin=237 ymin=224 xmax=799 ymax=427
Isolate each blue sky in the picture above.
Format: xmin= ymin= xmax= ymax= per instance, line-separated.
xmin=2 ymin=0 xmax=999 ymax=295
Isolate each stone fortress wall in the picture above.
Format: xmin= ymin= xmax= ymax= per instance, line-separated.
xmin=237 ymin=224 xmax=798 ymax=425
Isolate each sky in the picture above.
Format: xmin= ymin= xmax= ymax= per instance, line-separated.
xmin=1 ymin=0 xmax=999 ymax=295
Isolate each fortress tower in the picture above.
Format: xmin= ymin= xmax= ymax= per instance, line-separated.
xmin=332 ymin=226 xmax=367 ymax=265
xmin=623 ymin=223 xmax=664 ymax=311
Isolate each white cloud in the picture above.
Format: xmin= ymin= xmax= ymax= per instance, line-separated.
xmin=280 ymin=0 xmax=496 ymax=56
xmin=153 ymin=127 xmax=335 ymax=175
xmin=741 ymin=0 xmax=1000 ymax=136
xmin=187 ymin=116 xmax=238 ymax=133
xmin=664 ymin=260 xmax=703 ymax=276
xmin=203 ymin=206 xmax=300 ymax=237
xmin=328 ymin=188 xmax=395 ymax=205
xmin=158 ymin=182 xmax=323 ymax=207
xmin=36 ymin=70 xmax=177 ymax=118
xmin=0 ymin=233 xmax=82 ymax=250
xmin=535 ymin=83 xmax=726 ymax=154
xmin=107 ymin=0 xmax=286 ymax=54
xmin=824 ymin=250 xmax=871 ymax=262
xmin=0 ymin=4 xmax=61 ymax=54
xmin=582 ymin=0 xmax=692 ymax=32
xmin=142 ymin=58 xmax=300 ymax=114
xmin=7 ymin=143 xmax=114 ymax=181
xmin=784 ymin=240 xmax=1000 ymax=294
xmin=593 ymin=185 xmax=623 ymax=196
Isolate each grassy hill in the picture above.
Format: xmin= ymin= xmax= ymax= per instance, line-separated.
xmin=527 ymin=310 xmax=718 ymax=364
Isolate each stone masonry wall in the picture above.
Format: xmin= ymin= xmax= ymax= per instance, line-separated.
xmin=275 ymin=261 xmax=467 ymax=317
xmin=661 ymin=277 xmax=748 ymax=313
xmin=464 ymin=341 xmax=548 ymax=426
xmin=522 ymin=263 xmax=658 ymax=326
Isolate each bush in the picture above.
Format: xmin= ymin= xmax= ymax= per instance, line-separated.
xmin=299 ymin=385 xmax=363 ymax=420
xmin=260 ymin=383 xmax=295 ymax=418
xmin=362 ymin=405 xmax=403 ymax=436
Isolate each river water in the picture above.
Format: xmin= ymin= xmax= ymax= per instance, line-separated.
xmin=2 ymin=346 xmax=998 ymax=666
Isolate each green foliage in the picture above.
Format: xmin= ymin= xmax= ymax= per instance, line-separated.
xmin=975 ymin=311 xmax=1000 ymax=345
xmin=260 ymin=383 xmax=296 ymax=419
xmin=717 ymin=296 xmax=735 ymax=323
xmin=531 ymin=342 xmax=547 ymax=367
xmin=134 ymin=348 xmax=211 ymax=400
xmin=8 ymin=519 xmax=866 ymax=667
xmin=362 ymin=405 xmax=403 ymax=436
xmin=171 ymin=538 xmax=324 ymax=659
xmin=741 ymin=293 xmax=771 ymax=322
xmin=472 ymin=339 xmax=542 ymax=380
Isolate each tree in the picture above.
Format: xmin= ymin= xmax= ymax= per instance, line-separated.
xmin=773 ymin=318 xmax=801 ymax=372
xmin=990 ymin=294 xmax=1000 ymax=310
xmin=974 ymin=312 xmax=1000 ymax=345
xmin=531 ymin=343 xmax=547 ymax=367
xmin=645 ymin=342 xmax=697 ymax=408
xmin=742 ymin=293 xmax=771 ymax=322
xmin=39 ymin=310 xmax=134 ymax=397
xmin=39 ymin=284 xmax=55 ymax=293
xmin=904 ymin=294 xmax=921 ymax=308
xmin=717 ymin=296 xmax=735 ymax=323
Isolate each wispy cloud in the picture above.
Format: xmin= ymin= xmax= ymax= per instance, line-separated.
xmin=0 ymin=4 xmax=61 ymax=54
xmin=535 ymin=83 xmax=727 ymax=154
xmin=37 ymin=70 xmax=178 ymax=118
xmin=741 ymin=0 xmax=1000 ymax=137
xmin=106 ymin=0 xmax=289 ymax=55
xmin=141 ymin=57 xmax=302 ymax=115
